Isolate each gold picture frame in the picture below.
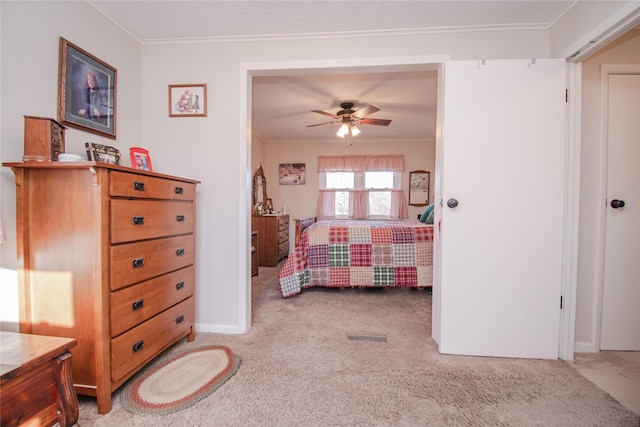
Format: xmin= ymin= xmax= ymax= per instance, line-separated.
xmin=168 ymin=84 xmax=207 ymax=117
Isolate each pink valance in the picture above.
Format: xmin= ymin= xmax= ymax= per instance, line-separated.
xmin=317 ymin=155 xmax=404 ymax=172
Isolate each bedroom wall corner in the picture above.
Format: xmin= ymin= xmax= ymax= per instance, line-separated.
xmin=0 ymin=0 xmax=142 ymax=331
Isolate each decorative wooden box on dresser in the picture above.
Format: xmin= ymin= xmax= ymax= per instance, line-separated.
xmin=252 ymin=214 xmax=289 ymax=267
xmin=3 ymin=161 xmax=200 ymax=414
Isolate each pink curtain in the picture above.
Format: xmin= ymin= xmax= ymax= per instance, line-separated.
xmin=316 ymin=190 xmax=335 ymax=218
xmin=318 ymin=155 xmax=404 ymax=172
xmin=348 ymin=190 xmax=368 ymax=219
xmin=390 ymin=190 xmax=409 ymax=219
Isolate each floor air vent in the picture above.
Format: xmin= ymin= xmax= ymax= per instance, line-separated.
xmin=347 ymin=334 xmax=388 ymax=343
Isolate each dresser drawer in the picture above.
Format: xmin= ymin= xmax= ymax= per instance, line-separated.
xmin=111 ymin=199 xmax=195 ymax=243
xmin=110 ymin=171 xmax=196 ymax=201
xmin=110 ymin=266 xmax=195 ymax=337
xmin=278 ymin=217 xmax=288 ymax=231
xmin=110 ymin=297 xmax=194 ymax=382
xmin=110 ymin=235 xmax=195 ymax=291
xmin=278 ymin=240 xmax=289 ymax=259
xmin=278 ymin=228 xmax=289 ymax=244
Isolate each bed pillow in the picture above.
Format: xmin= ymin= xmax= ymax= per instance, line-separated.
xmin=425 ymin=208 xmax=435 ymax=224
xmin=419 ymin=204 xmax=434 ymax=223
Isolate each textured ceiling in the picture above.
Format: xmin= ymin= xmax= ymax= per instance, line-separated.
xmin=89 ymin=1 xmax=574 ymax=143
xmin=91 ymin=1 xmax=573 ymax=42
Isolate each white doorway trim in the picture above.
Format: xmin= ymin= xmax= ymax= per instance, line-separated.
xmin=593 ymin=63 xmax=640 ymax=352
xmin=559 ymin=61 xmax=582 ymax=361
xmin=238 ymin=55 xmax=449 ymax=332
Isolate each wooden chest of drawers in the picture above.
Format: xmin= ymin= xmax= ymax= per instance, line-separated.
xmin=252 ymin=214 xmax=289 ymax=267
xmin=4 ymin=162 xmax=199 ymax=414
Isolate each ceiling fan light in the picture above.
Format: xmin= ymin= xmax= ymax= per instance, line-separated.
xmin=336 ymin=123 xmax=349 ymax=138
xmin=350 ymin=125 xmax=361 ymax=136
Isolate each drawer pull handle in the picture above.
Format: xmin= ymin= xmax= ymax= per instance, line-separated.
xmin=132 ymin=340 xmax=144 ymax=353
xmin=175 ymin=187 xmax=184 ymax=194
xmin=133 ymin=216 xmax=144 ymax=225
xmin=176 ymin=215 xmax=185 ymax=222
xmin=176 ymin=281 xmax=185 ymax=290
xmin=175 ymin=315 xmax=185 ymax=324
xmin=132 ymin=299 xmax=144 ymax=311
xmin=176 ymin=248 xmax=185 ymax=256
xmin=134 ymin=181 xmax=145 ymax=191
xmin=132 ymin=257 xmax=144 ymax=268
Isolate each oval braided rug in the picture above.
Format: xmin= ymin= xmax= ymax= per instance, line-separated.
xmin=120 ymin=345 xmax=241 ymax=416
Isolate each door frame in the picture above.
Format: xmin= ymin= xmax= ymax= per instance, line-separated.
xmin=558 ymin=61 xmax=582 ymax=361
xmin=594 ymin=64 xmax=640 ymax=351
xmin=238 ymin=55 xmax=449 ymax=333
xmin=563 ymin=7 xmax=640 ymax=356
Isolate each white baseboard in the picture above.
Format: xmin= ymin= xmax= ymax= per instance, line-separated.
xmin=574 ymin=341 xmax=597 ymax=353
xmin=195 ymin=322 xmax=246 ymax=334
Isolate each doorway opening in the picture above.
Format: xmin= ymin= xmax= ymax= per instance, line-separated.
xmin=240 ymin=56 xmax=447 ymax=332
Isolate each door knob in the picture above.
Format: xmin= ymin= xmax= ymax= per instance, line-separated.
xmin=447 ymin=198 xmax=459 ymax=208
xmin=610 ymin=199 xmax=626 ymax=209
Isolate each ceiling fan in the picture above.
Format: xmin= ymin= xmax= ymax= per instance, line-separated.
xmin=307 ymin=102 xmax=392 ymax=138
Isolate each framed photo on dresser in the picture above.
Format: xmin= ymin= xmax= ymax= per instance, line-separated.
xmin=130 ymin=147 xmax=153 ymax=171
xmin=85 ymin=142 xmax=120 ymax=165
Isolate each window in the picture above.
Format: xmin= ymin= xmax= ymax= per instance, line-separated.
xmin=325 ymin=172 xmax=353 ymax=216
xmin=322 ymin=171 xmax=398 ymax=218
xmin=366 ymin=172 xmax=393 ymax=216
xmin=316 ymin=155 xmax=408 ymax=219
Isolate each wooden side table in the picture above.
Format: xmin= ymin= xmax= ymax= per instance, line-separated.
xmin=1 ymin=332 xmax=78 ymax=427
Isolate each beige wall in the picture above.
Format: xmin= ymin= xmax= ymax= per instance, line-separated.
xmin=575 ymin=28 xmax=640 ymax=351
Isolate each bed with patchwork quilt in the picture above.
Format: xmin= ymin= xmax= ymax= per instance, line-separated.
xmin=278 ymin=219 xmax=434 ymax=298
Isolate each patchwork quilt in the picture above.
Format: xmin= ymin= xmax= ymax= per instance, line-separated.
xmin=278 ymin=220 xmax=434 ymax=298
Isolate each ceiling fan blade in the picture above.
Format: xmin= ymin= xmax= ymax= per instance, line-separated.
xmin=311 ymin=110 xmax=339 ymax=119
xmin=306 ymin=121 xmax=336 ymax=127
xmin=359 ymin=118 xmax=392 ymax=126
xmin=353 ymin=105 xmax=380 ymax=118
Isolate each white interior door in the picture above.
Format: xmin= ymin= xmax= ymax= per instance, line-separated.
xmin=601 ymin=72 xmax=640 ymax=351
xmin=437 ymin=59 xmax=566 ymax=359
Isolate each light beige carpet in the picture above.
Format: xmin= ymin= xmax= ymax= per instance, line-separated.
xmin=78 ymin=266 xmax=638 ymax=426
xmin=572 ymin=351 xmax=640 ymax=416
